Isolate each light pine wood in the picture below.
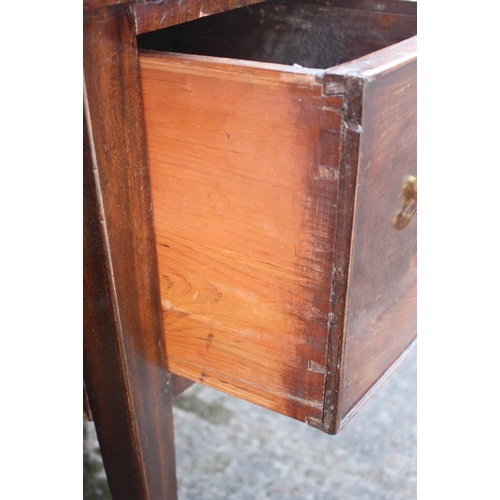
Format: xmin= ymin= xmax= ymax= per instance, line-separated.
xmin=140 ymin=52 xmax=343 ymax=424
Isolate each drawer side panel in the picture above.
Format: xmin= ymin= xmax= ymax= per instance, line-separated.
xmin=140 ymin=53 xmax=342 ymax=423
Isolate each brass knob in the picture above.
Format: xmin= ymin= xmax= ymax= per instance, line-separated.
xmin=393 ymin=175 xmax=417 ymax=230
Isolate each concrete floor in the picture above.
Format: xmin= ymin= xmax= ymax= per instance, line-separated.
xmin=84 ymin=350 xmax=416 ymax=500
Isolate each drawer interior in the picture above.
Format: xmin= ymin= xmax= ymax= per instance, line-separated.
xmin=138 ymin=0 xmax=417 ymax=69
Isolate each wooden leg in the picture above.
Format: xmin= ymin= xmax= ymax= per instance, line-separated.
xmin=83 ymin=4 xmax=178 ymax=499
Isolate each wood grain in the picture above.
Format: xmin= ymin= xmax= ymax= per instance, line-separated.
xmin=137 ymin=2 xmax=417 ymax=434
xmin=320 ymin=75 xmax=364 ymax=434
xmin=309 ymin=0 xmax=417 ymax=16
xmin=140 ymin=51 xmax=343 ymax=424
xmin=83 ymin=4 xmax=177 ymax=498
xmin=340 ymin=55 xmax=417 ymax=426
xmin=134 ymin=0 xmax=266 ymax=35
xmin=323 ymin=36 xmax=417 ymax=432
xmin=83 ymin=0 xmax=127 ymax=11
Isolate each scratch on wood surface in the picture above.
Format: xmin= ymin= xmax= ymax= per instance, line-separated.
xmin=317 ymin=165 xmax=339 ymax=180
xmin=205 ymin=331 xmax=214 ymax=350
xmin=323 ymin=81 xmax=345 ymax=95
xmin=192 ymin=368 xmax=324 ymax=409
xmin=319 ymin=106 xmax=342 ymax=113
xmin=96 ymin=9 xmax=123 ymax=28
xmin=203 ymin=330 xmax=215 ymax=356
xmin=161 ymin=299 xmax=174 ymax=311
xmin=308 ymin=360 xmax=327 ymax=374
xmin=306 ymin=416 xmax=323 ymax=429
xmin=358 ymin=160 xmax=372 ymax=188
xmin=160 ymin=12 xmax=169 ymax=25
xmin=346 ymin=119 xmax=363 ymax=134
xmin=322 ymin=128 xmax=341 ymax=135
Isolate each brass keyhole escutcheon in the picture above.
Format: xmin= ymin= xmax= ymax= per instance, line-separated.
xmin=393 ymin=175 xmax=417 ymax=230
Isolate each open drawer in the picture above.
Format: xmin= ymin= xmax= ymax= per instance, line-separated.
xmin=137 ymin=0 xmax=417 ymax=434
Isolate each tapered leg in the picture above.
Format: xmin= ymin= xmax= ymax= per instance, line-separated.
xmin=83 ymin=4 xmax=178 ymax=499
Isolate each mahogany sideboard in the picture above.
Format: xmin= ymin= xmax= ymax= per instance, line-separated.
xmin=83 ymin=1 xmax=416 ymax=498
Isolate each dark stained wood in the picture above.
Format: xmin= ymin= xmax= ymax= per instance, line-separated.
xmin=84 ymin=0 xmax=264 ymax=16
xmin=137 ymin=0 xmax=416 ymax=68
xmin=83 ymin=4 xmax=177 ymax=498
xmin=83 ymin=0 xmax=127 ymax=11
xmin=83 ymin=384 xmax=93 ymax=421
xmin=323 ymin=36 xmax=417 ymax=433
xmin=134 ymin=0 xmax=267 ymax=35
xmin=319 ymin=75 xmax=364 ymax=434
xmin=308 ymin=0 xmax=417 ymax=16
xmin=339 ymin=56 xmax=417 ymax=428
xmin=323 ymin=35 xmax=417 ymax=82
xmin=171 ymin=374 xmax=196 ymax=399
xmin=340 ymin=338 xmax=416 ymax=426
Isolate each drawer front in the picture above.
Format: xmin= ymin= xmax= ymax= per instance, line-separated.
xmin=138 ymin=0 xmax=417 ymax=433
xmin=336 ymin=53 xmax=417 ymax=429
